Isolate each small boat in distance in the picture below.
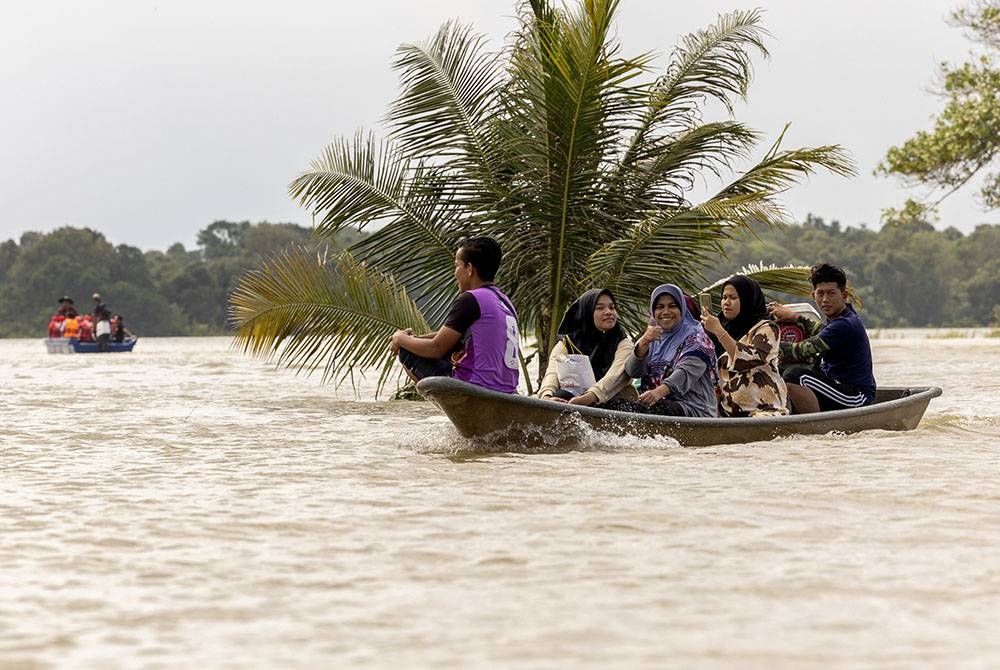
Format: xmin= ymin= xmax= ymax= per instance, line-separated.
xmin=416 ymin=377 xmax=943 ymax=448
xmin=44 ymin=337 xmax=139 ymax=354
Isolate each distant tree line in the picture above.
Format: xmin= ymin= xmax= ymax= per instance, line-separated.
xmin=0 ymin=221 xmax=363 ymax=337
xmin=709 ymin=208 xmax=1000 ymax=328
xmin=1 ymin=213 xmax=997 ymax=337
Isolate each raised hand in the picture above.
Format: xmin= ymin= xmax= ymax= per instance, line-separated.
xmin=767 ymin=303 xmax=796 ymax=323
xmin=639 ymin=324 xmax=663 ymax=346
xmin=700 ymin=312 xmax=722 ymax=336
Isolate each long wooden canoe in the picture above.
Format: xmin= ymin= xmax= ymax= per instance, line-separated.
xmin=416 ymin=377 xmax=942 ymax=448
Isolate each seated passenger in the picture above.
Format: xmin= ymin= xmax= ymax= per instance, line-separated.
xmin=389 ymin=237 xmax=519 ymax=394
xmin=57 ymin=296 xmax=77 ymax=318
xmin=537 ymin=288 xmax=636 ymax=407
xmin=769 ymin=263 xmax=876 ymax=413
xmin=78 ymin=315 xmax=94 ymax=343
xmin=700 ymin=275 xmax=788 ymax=417
xmin=48 ymin=315 xmax=65 ymax=338
xmin=605 ymin=284 xmax=717 ymax=417
xmin=63 ymin=314 xmax=80 ymax=339
xmin=113 ymin=315 xmax=135 ymax=343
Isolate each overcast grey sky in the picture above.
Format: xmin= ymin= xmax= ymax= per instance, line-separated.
xmin=1 ymin=0 xmax=988 ymax=251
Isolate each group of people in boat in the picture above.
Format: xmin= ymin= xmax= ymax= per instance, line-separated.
xmin=389 ymin=237 xmax=875 ymax=417
xmin=48 ymin=293 xmax=135 ymax=352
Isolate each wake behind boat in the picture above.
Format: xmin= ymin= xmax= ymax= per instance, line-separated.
xmin=416 ymin=377 xmax=942 ymax=448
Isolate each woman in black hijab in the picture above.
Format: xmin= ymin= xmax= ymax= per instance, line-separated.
xmin=538 ymin=288 xmax=635 ymax=406
xmin=700 ymin=275 xmax=789 ymax=416
xmin=707 ymin=275 xmax=769 ymax=355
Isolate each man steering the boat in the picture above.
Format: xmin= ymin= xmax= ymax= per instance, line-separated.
xmin=388 ymin=236 xmax=519 ymax=394
xmin=768 ymin=263 xmax=876 ymax=414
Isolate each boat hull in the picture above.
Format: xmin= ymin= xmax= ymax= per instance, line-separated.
xmin=416 ymin=377 xmax=942 ymax=448
xmin=44 ymin=337 xmax=138 ymax=354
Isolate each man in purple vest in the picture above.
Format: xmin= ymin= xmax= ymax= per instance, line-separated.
xmin=389 ymin=236 xmax=520 ymax=394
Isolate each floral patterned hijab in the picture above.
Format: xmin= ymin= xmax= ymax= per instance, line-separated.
xmin=644 ymin=284 xmax=718 ymax=387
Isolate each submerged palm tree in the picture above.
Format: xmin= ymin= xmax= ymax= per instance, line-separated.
xmin=231 ymin=0 xmax=854 ymax=394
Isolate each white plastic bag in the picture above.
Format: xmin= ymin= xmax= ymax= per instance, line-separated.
xmin=555 ymin=354 xmax=596 ymax=396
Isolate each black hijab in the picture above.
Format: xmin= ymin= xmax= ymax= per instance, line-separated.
xmin=712 ymin=275 xmax=769 ymax=355
xmin=556 ymin=288 xmax=627 ymax=380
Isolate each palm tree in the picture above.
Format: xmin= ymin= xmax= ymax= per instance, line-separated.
xmin=231 ymin=0 xmax=854 ymax=395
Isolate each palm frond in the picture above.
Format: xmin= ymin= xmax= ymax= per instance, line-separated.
xmin=346 ymin=179 xmax=471 ymax=326
xmin=584 ymin=205 xmax=744 ymax=327
xmin=657 ymin=8 xmax=769 ymax=114
xmin=698 ymin=263 xmax=863 ymax=312
xmin=714 ymin=127 xmax=857 ymax=224
xmin=230 ymin=247 xmax=429 ymax=394
xmin=616 ymin=9 xmax=770 ymax=176
xmin=388 ymin=20 xmax=506 ymax=178
xmin=610 ymin=121 xmax=761 ymax=210
xmin=290 ymin=131 xmax=422 ymax=235
xmin=698 ymin=264 xmax=812 ymax=313
xmin=501 ymin=0 xmax=652 ymax=342
xmin=289 ymin=132 xmax=466 ymax=325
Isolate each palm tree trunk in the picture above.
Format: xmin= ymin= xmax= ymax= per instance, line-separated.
xmin=534 ymin=318 xmax=552 ymax=388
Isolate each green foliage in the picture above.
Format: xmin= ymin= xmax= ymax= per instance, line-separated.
xmin=0 ymin=221 xmax=355 ymax=337
xmin=0 ymin=240 xmax=17 ymax=284
xmin=1 ymin=228 xmax=119 ymax=334
xmin=880 ymin=199 xmax=938 ymax=231
xmin=879 ymin=1 xmax=1000 ymax=209
xmin=232 ymin=0 xmax=853 ymax=392
xmin=231 ymin=249 xmax=431 ymax=393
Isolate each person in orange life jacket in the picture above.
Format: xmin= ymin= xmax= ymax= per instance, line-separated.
xmin=63 ymin=314 xmax=81 ymax=339
xmin=92 ymin=293 xmax=112 ymax=352
xmin=389 ymin=236 xmax=519 ymax=394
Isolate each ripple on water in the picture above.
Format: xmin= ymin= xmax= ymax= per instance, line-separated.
xmin=1 ymin=336 xmax=999 ymax=668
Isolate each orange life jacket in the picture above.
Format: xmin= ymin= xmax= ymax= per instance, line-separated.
xmin=63 ymin=317 xmax=80 ymax=339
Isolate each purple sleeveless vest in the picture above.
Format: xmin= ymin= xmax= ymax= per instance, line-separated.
xmin=452 ymin=287 xmax=520 ymax=393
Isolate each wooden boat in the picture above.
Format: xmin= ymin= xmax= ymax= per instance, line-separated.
xmin=416 ymin=377 xmax=943 ymax=448
xmin=44 ymin=337 xmax=139 ymax=354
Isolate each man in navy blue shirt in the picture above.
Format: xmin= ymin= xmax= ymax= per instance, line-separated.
xmin=770 ymin=263 xmax=876 ymax=414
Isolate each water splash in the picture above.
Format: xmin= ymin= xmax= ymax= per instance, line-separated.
xmin=410 ymin=412 xmax=681 ymax=456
